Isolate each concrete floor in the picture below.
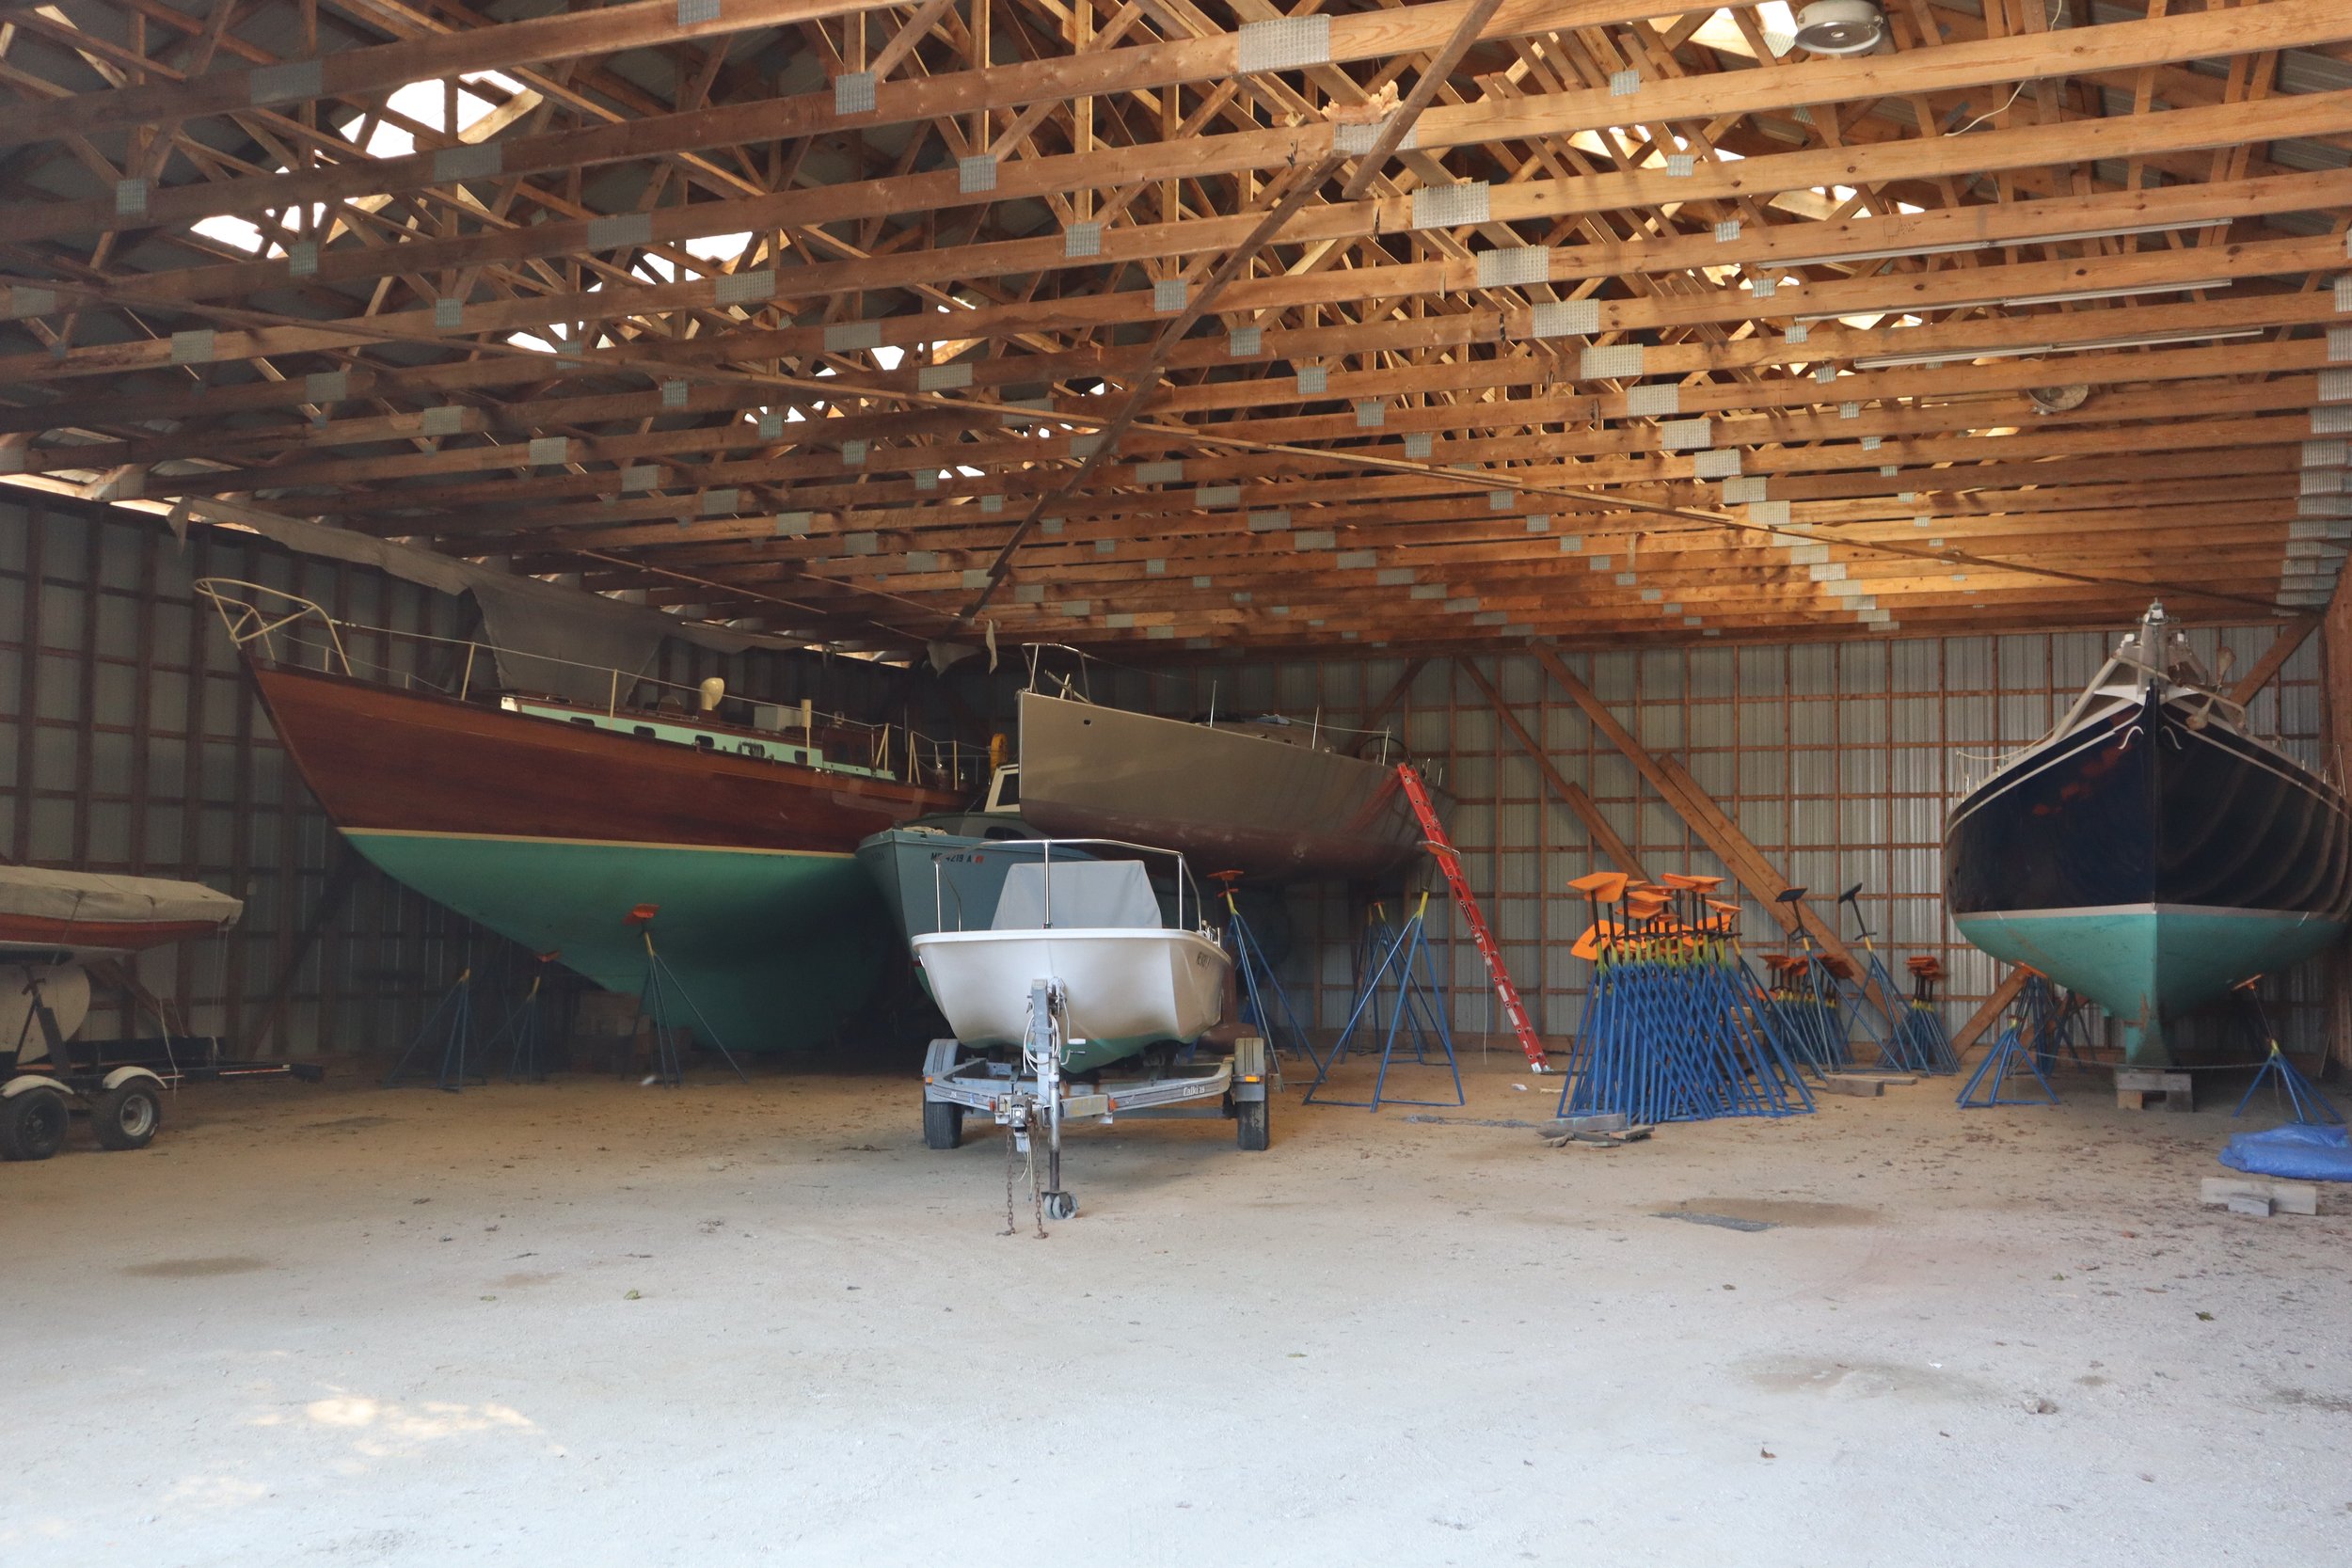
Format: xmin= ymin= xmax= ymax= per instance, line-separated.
xmin=5 ymin=1053 xmax=2347 ymax=1566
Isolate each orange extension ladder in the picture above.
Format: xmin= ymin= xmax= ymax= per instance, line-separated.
xmin=1395 ymin=764 xmax=1549 ymax=1072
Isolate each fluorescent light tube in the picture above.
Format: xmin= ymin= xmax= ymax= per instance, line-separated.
xmin=1992 ymin=278 xmax=2232 ymax=309
xmin=1792 ymin=278 xmax=2232 ymax=324
xmin=1851 ymin=326 xmax=2262 ymax=371
xmin=1774 ymin=216 xmax=2232 ymax=270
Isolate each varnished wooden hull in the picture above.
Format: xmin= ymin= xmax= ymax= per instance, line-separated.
xmin=0 ymin=912 xmax=230 ymax=960
xmin=249 ymin=663 xmax=960 ymax=1052
xmin=251 ymin=663 xmax=955 ymax=850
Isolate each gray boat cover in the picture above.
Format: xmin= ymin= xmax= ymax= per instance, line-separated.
xmin=0 ymin=865 xmax=242 ymax=930
xmin=992 ymin=861 xmax=1159 ymax=931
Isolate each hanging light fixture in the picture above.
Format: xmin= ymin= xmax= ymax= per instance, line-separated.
xmin=1792 ymin=1 xmax=1887 ymax=55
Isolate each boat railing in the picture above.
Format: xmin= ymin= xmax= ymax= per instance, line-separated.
xmin=193 ymin=578 xmax=987 ymax=791
xmin=1951 ymin=745 xmax=2037 ymax=800
xmin=931 ymin=837 xmax=1210 ymax=937
xmin=1953 ymin=694 xmax=2329 ymax=802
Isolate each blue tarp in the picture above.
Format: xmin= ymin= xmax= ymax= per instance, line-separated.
xmin=2217 ymin=1122 xmax=2352 ymax=1183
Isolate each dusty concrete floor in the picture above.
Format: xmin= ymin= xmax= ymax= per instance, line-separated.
xmin=4 ymin=1051 xmax=2347 ymax=1566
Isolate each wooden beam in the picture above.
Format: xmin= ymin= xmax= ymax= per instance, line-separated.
xmin=961 ymin=147 xmax=1345 ymax=618
xmin=0 ymin=0 xmax=924 ymax=148
xmin=2227 ymin=616 xmax=2322 ymax=705
xmin=27 ymin=0 xmax=2345 ymax=245
xmin=1529 ymin=643 xmax=1866 ymax=974
xmin=14 ymin=217 xmax=2342 ymax=409
xmin=1339 ymin=0 xmax=1504 ymax=199
xmin=2322 ymin=572 xmax=2352 ymax=1072
xmin=1951 ymin=968 xmax=2033 ymax=1056
xmin=245 ymin=838 xmax=363 ymax=1055
xmin=1354 ymin=656 xmax=1431 ymax=752
xmin=1456 ymin=657 xmax=1648 ymax=877
xmin=29 ymin=117 xmax=2352 ymax=331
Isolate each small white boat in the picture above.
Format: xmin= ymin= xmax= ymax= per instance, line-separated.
xmin=911 ymin=851 xmax=1231 ymax=1072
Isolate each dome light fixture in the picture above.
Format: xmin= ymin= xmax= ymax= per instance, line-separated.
xmin=1793 ymin=1 xmax=1888 ymax=55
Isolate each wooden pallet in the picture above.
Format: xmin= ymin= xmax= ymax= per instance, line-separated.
xmin=2115 ymin=1068 xmax=2195 ymax=1112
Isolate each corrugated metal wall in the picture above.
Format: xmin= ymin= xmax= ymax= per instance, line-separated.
xmin=9 ymin=493 xmax=2329 ymax=1062
xmin=1 ymin=498 xmax=916 ymax=1057
xmin=2 ymin=498 xmax=486 ymax=1053
xmin=964 ymin=623 xmax=2331 ymax=1059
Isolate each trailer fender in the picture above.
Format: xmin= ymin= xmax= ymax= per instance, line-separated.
xmin=1230 ymin=1035 xmax=1268 ymax=1101
xmin=3 ymin=1073 xmax=72 ymax=1100
xmin=921 ymin=1037 xmax=963 ymax=1079
xmin=101 ymin=1066 xmax=167 ymax=1092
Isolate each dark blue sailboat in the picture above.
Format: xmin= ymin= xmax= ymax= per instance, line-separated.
xmin=1946 ymin=604 xmax=2352 ymax=1065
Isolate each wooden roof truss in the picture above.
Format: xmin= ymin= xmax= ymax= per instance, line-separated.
xmin=0 ymin=0 xmax=2348 ymax=655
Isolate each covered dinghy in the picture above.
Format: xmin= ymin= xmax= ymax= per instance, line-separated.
xmin=0 ymin=865 xmax=243 ymax=960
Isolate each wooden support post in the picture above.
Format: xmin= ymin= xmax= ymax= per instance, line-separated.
xmin=1950 ymin=967 xmax=2031 ymax=1056
xmin=1352 ymin=657 xmax=1430 ymax=755
xmin=2228 ymin=615 xmax=2320 ymax=705
xmin=1529 ymin=646 xmax=1866 ymax=975
xmin=1456 ymin=659 xmax=1647 ymax=878
xmin=246 ymin=841 xmax=364 ymax=1055
xmin=2322 ymin=575 xmax=2352 ymax=1071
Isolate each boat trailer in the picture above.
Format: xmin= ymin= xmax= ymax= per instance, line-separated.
xmin=920 ymin=980 xmax=1271 ymax=1222
xmin=3 ymin=966 xmax=323 ymax=1162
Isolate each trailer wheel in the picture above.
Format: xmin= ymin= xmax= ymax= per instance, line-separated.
xmin=1236 ymin=1098 xmax=1270 ymax=1152
xmin=0 ymin=1087 xmax=70 ymax=1162
xmin=922 ymin=1098 xmax=964 ymax=1150
xmin=92 ymin=1082 xmax=163 ymax=1151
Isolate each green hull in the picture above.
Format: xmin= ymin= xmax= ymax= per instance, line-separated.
xmin=855 ymin=830 xmax=1085 ymax=944
xmin=1954 ymin=905 xmax=2344 ymax=1065
xmin=349 ymin=830 xmax=888 ymax=1053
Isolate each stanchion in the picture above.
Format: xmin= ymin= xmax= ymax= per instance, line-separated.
xmin=627 ymin=905 xmax=748 ymax=1087
xmin=1212 ymin=871 xmax=1315 ymax=1073
xmin=483 ymin=953 xmax=558 ymax=1083
xmin=2232 ymin=980 xmax=2344 ymax=1125
xmin=382 ymin=966 xmax=482 ymax=1092
xmin=1304 ymin=891 xmax=1463 ymax=1111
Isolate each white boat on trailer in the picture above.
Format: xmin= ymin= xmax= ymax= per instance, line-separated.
xmin=910 ymin=844 xmax=1269 ymax=1221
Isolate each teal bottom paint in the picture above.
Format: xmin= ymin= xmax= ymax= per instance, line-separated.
xmin=1955 ymin=906 xmax=2344 ymax=1066
xmin=351 ymin=832 xmax=889 ymax=1053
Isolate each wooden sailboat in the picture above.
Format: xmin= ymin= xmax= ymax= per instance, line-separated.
xmin=201 ymin=579 xmax=966 ymax=1053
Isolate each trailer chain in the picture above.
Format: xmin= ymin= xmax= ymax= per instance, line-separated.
xmin=1001 ymin=1113 xmax=1045 ymax=1240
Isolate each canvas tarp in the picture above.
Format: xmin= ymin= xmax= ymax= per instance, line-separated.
xmin=992 ymin=860 xmax=1161 ymax=931
xmin=0 ymin=865 xmax=243 ymax=930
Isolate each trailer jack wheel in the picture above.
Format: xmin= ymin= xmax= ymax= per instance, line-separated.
xmin=1043 ymin=1191 xmax=1077 ymax=1221
xmin=0 ymin=1087 xmax=70 ymax=1162
xmin=93 ymin=1083 xmax=163 ymax=1151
